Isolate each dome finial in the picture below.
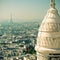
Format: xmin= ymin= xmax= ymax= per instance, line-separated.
xmin=50 ymin=0 xmax=55 ymax=8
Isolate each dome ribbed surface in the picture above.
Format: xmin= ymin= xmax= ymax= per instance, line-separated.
xmin=37 ymin=7 xmax=60 ymax=48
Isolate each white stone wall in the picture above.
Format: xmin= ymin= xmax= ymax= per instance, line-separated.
xmin=37 ymin=52 xmax=49 ymax=60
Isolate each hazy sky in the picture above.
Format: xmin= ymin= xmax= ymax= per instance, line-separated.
xmin=0 ymin=0 xmax=60 ymax=21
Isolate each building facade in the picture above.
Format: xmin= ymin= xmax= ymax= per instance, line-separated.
xmin=35 ymin=0 xmax=60 ymax=60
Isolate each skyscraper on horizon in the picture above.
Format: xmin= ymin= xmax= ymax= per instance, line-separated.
xmin=35 ymin=0 xmax=60 ymax=60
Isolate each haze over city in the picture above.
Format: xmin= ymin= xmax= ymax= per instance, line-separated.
xmin=0 ymin=0 xmax=60 ymax=22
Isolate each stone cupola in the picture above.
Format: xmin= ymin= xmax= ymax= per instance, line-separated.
xmin=35 ymin=0 xmax=60 ymax=60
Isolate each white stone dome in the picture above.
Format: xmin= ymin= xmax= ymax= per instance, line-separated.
xmin=42 ymin=8 xmax=60 ymax=23
xmin=37 ymin=1 xmax=60 ymax=49
xmin=35 ymin=1 xmax=60 ymax=60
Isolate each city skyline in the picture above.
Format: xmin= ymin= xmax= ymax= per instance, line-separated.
xmin=0 ymin=0 xmax=60 ymax=22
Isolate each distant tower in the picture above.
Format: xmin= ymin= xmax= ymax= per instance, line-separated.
xmin=9 ymin=14 xmax=13 ymax=24
xmin=35 ymin=0 xmax=60 ymax=60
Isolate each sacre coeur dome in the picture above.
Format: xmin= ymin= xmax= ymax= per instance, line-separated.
xmin=36 ymin=0 xmax=60 ymax=51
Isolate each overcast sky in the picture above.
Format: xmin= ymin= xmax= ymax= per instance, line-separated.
xmin=0 ymin=0 xmax=60 ymax=22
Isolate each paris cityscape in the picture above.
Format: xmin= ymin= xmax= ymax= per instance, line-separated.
xmin=0 ymin=19 xmax=41 ymax=60
xmin=0 ymin=0 xmax=42 ymax=59
xmin=0 ymin=0 xmax=60 ymax=60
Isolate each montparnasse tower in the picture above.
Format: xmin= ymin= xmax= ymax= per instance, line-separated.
xmin=35 ymin=0 xmax=60 ymax=60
